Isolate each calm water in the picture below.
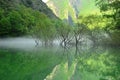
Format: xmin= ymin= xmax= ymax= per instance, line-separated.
xmin=0 ymin=38 xmax=120 ymax=80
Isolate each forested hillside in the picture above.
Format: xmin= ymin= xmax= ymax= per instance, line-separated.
xmin=0 ymin=0 xmax=58 ymax=37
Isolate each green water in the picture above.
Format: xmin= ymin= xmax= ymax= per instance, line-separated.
xmin=0 ymin=46 xmax=120 ymax=80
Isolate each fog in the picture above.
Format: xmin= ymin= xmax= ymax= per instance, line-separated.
xmin=0 ymin=37 xmax=36 ymax=50
xmin=0 ymin=37 xmax=61 ymax=51
xmin=0 ymin=36 xmax=95 ymax=52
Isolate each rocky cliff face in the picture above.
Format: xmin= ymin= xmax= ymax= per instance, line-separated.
xmin=46 ymin=0 xmax=81 ymax=24
xmin=46 ymin=0 xmax=97 ymax=24
xmin=69 ymin=0 xmax=81 ymax=18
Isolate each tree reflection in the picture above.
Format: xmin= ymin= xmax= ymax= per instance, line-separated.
xmin=45 ymin=46 xmax=120 ymax=80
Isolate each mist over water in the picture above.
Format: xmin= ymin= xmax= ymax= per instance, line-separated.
xmin=0 ymin=37 xmax=36 ymax=50
xmin=0 ymin=37 xmax=61 ymax=51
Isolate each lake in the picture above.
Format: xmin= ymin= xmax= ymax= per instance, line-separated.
xmin=0 ymin=38 xmax=120 ymax=80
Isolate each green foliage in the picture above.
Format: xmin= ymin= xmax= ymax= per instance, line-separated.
xmin=0 ymin=0 xmax=15 ymax=11
xmin=30 ymin=10 xmax=56 ymax=43
xmin=18 ymin=6 xmax=35 ymax=30
xmin=95 ymin=0 xmax=120 ymax=45
xmin=8 ymin=10 xmax=27 ymax=35
xmin=0 ymin=17 xmax=11 ymax=36
xmin=73 ymin=23 xmax=88 ymax=35
xmin=79 ymin=15 xmax=112 ymax=30
xmin=0 ymin=8 xmax=4 ymax=18
xmin=0 ymin=0 xmax=57 ymax=38
xmin=55 ymin=20 xmax=72 ymax=39
xmin=95 ymin=0 xmax=120 ymax=29
xmin=0 ymin=4 xmax=56 ymax=38
xmin=0 ymin=7 xmax=29 ymax=37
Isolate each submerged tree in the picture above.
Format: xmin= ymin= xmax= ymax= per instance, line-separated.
xmin=73 ymin=23 xmax=88 ymax=47
xmin=56 ymin=21 xmax=72 ymax=46
xmin=72 ymin=23 xmax=88 ymax=54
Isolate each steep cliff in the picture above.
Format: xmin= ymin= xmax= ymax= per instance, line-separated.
xmin=46 ymin=0 xmax=77 ymax=24
xmin=46 ymin=0 xmax=98 ymax=23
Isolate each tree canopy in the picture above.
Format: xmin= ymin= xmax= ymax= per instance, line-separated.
xmin=95 ymin=0 xmax=120 ymax=29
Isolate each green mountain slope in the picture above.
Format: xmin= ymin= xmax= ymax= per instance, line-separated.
xmin=0 ymin=0 xmax=58 ymax=37
xmin=0 ymin=0 xmax=57 ymax=19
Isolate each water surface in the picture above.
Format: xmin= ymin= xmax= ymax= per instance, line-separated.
xmin=0 ymin=38 xmax=120 ymax=80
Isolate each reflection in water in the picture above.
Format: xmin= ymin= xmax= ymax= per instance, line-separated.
xmin=45 ymin=61 xmax=77 ymax=80
xmin=45 ymin=46 xmax=120 ymax=80
xmin=0 ymin=39 xmax=120 ymax=80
